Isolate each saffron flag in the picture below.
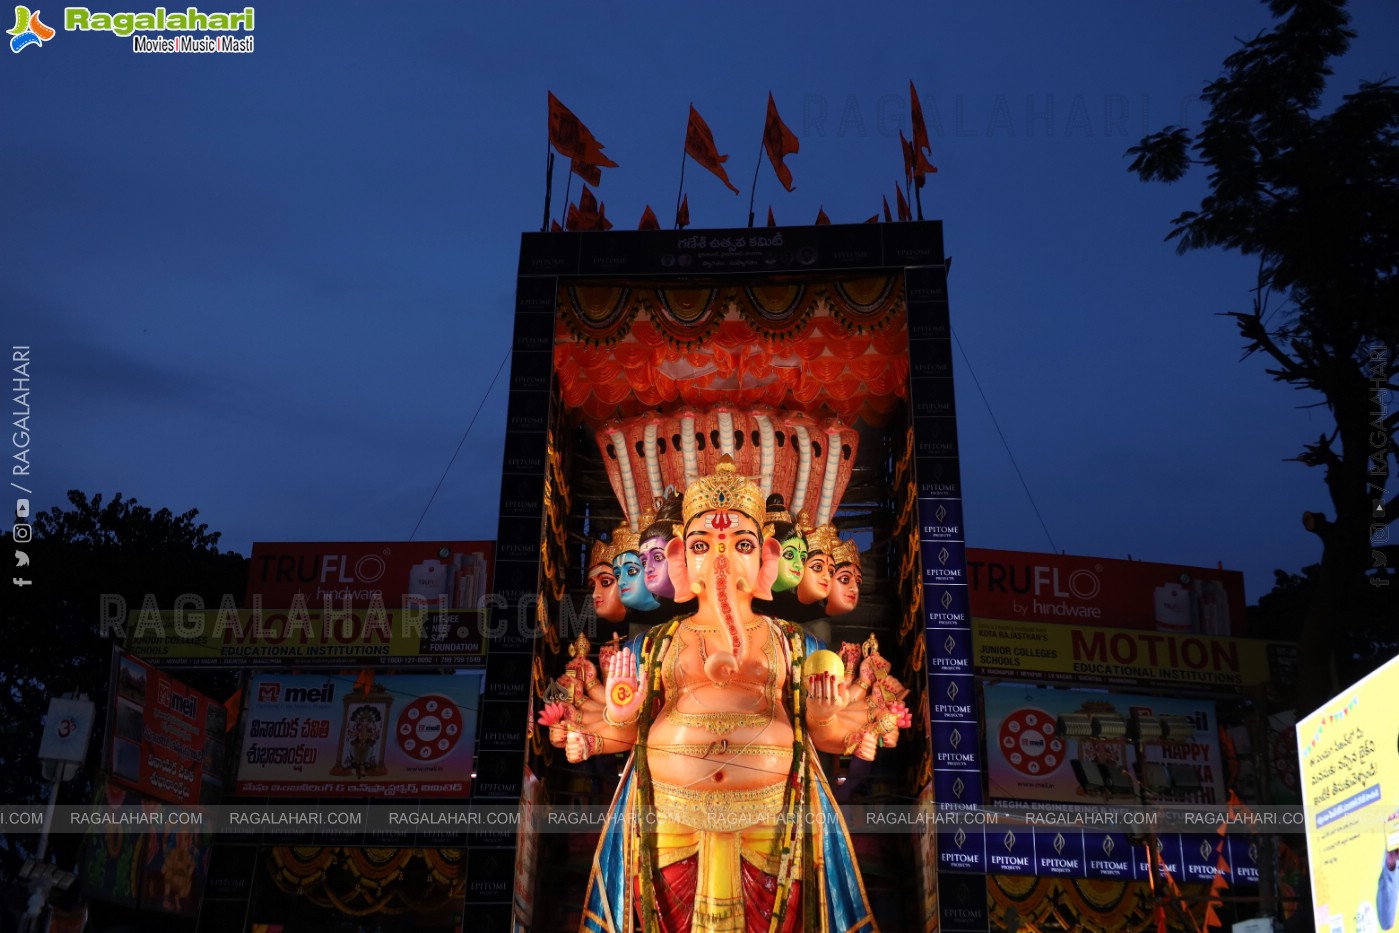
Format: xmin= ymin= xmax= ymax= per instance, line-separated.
xmin=572 ymin=187 xmax=607 ymax=231
xmin=895 ymin=184 xmax=911 ymax=221
xmin=902 ymin=132 xmax=934 ymax=189
xmin=910 ymin=80 xmax=932 ymax=156
xmin=550 ymin=219 xmax=562 ymax=232
xmin=685 ymin=105 xmax=739 ymax=194
xmin=548 ymin=92 xmax=618 ymax=168
xmin=570 ymin=158 xmax=602 ymax=187
xmin=815 ymin=207 xmax=831 ymax=225
xmin=863 ymin=214 xmax=878 ymax=224
xmin=899 ymin=129 xmax=914 ymax=188
xmin=595 ymin=200 xmax=613 ymax=231
xmin=223 ymin=688 xmax=242 ymax=732
xmin=762 ymin=93 xmax=800 ymax=192
xmin=766 ymin=206 xmax=776 ymax=227
xmin=566 ymin=204 xmax=580 ymax=231
xmin=882 ymin=196 xmax=892 ymax=223
xmin=639 ymin=205 xmax=660 ymax=230
xmin=676 ymin=194 xmax=690 ymax=229
xmin=909 ymin=81 xmax=938 ymax=180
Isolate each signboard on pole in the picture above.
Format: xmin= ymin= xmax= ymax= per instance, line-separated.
xmin=39 ymin=696 xmax=96 ymax=764
xmin=106 ymin=649 xmax=224 ymax=805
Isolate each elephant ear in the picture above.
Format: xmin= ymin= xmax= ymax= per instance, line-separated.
xmin=665 ymin=536 xmax=695 ymax=603
xmin=753 ymin=536 xmax=781 ymax=600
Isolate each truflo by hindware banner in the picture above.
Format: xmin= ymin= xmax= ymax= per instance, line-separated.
xmin=245 ymin=541 xmax=493 ymax=610
xmin=965 ymin=548 xmax=1247 ymax=636
xmin=983 ymin=683 xmax=1224 ymax=807
xmin=236 ymin=673 xmax=482 ymax=797
xmin=1297 ymin=653 xmax=1399 ymax=933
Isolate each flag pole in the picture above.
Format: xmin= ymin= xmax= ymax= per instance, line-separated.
xmin=915 ymin=184 xmax=924 ymax=221
xmin=560 ymin=168 xmax=573 ymax=230
xmin=747 ymin=136 xmax=764 ymax=228
xmin=674 ymin=114 xmax=689 ymax=229
xmin=542 ymin=145 xmax=554 ymax=233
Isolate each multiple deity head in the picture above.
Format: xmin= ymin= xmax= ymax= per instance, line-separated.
xmin=587 ymin=480 xmax=863 ymax=621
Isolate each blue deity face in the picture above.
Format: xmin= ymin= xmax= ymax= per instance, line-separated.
xmin=613 ymin=551 xmax=660 ymax=611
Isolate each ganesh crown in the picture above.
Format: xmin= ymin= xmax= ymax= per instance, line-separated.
xmin=682 ymin=455 xmax=765 ymax=528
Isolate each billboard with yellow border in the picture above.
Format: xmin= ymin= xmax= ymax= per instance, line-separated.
xmin=1297 ymin=653 xmax=1399 ymax=933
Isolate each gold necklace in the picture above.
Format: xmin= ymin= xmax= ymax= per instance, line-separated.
xmin=683 ymin=616 xmax=764 ymax=634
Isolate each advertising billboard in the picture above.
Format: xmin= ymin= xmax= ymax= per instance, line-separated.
xmin=245 ymin=541 xmax=492 ymax=610
xmin=80 ymin=782 xmax=214 ymax=917
xmin=235 ymin=672 xmax=482 ymax=797
xmin=1297 ymin=653 xmax=1399 ymax=933
xmin=106 ymin=649 xmax=224 ymax=805
xmin=972 ymin=617 xmax=1288 ymax=688
xmin=126 ymin=607 xmax=487 ymax=667
xmin=983 ymin=683 xmax=1225 ymax=807
xmin=966 ymin=548 xmax=1247 ymax=636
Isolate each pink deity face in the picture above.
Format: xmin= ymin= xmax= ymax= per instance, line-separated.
xmin=683 ymin=510 xmax=763 ymax=596
xmin=796 ymin=552 xmax=833 ymax=605
xmin=589 ymin=565 xmax=626 ymax=622
xmin=826 ymin=563 xmax=862 ymax=616
xmin=638 ymin=535 xmax=676 ymax=600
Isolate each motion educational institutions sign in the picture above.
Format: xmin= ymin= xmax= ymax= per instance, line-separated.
xmin=1297 ymin=653 xmax=1399 ymax=933
xmin=972 ymin=618 xmax=1284 ymax=688
xmin=125 ymin=541 xmax=493 ymax=666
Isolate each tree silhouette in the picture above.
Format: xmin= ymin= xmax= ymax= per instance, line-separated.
xmin=2 ymin=492 xmax=246 ymax=879
xmin=1127 ymin=0 xmax=1398 ymax=711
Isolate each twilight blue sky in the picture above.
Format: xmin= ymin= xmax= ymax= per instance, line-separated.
xmin=5 ymin=1 xmax=1396 ymax=602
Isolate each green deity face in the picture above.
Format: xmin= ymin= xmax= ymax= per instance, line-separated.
xmin=771 ymin=534 xmax=807 ymax=593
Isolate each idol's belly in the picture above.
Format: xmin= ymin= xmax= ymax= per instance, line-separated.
xmin=647 ymin=706 xmax=795 ymax=791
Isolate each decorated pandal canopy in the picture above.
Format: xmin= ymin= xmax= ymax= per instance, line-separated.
xmin=552 ymin=273 xmax=909 ymax=426
xmin=989 ymin=876 xmax=1213 ymax=933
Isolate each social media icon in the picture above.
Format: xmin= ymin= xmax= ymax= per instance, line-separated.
xmin=15 ymin=499 xmax=29 ymax=518
xmin=12 ymin=523 xmax=32 ymax=542
xmin=14 ymin=551 xmax=28 ymax=567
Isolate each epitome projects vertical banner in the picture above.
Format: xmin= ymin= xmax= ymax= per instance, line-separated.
xmin=904 ymin=258 xmax=984 ymax=933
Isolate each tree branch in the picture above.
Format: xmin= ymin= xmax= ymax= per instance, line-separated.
xmin=1227 ymin=310 xmax=1309 ymax=380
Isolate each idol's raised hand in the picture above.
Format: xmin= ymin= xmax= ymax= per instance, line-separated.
xmin=603 ymin=647 xmax=643 ymax=728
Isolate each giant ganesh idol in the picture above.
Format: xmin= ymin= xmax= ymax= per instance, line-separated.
xmin=540 ymin=455 xmax=910 ymax=933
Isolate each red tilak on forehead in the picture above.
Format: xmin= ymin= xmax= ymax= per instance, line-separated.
xmin=706 ymin=511 xmax=734 ymax=531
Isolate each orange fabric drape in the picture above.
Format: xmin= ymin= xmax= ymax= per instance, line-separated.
xmin=553 ymin=275 xmax=910 ymax=426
